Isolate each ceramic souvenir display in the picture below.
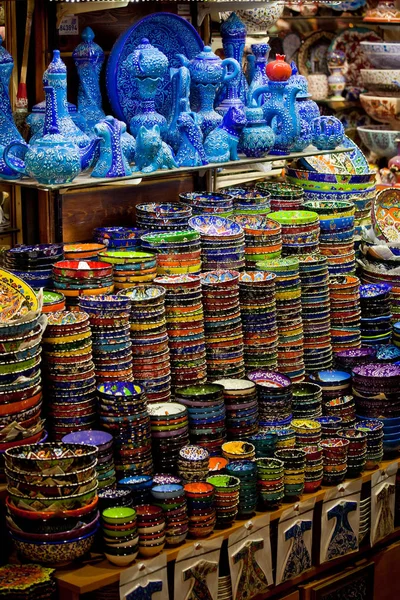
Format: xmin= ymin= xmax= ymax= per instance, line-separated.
xmin=136 ymin=202 xmax=192 ymax=232
xmin=102 ymin=506 xmax=138 ymax=566
xmin=150 ymin=482 xmax=188 ymax=546
xmin=153 ymin=275 xmax=207 ymax=392
xmin=337 ymin=428 xmax=367 ymax=477
xmin=355 ymin=419 xmax=384 ymax=468
xmin=227 ymin=187 xmax=272 ymax=218
xmin=320 ymin=438 xmax=349 ymax=485
xmin=217 ymin=13 xmax=248 ymax=106
xmin=226 ymin=459 xmax=257 ymax=516
xmin=303 ymin=445 xmax=323 ymax=492
xmin=315 ymin=416 xmax=343 ymax=439
xmin=312 ymin=116 xmax=345 ymax=152
xmin=117 ymin=284 xmax=171 ymax=402
xmin=72 ymin=27 xmax=106 ymax=131
xmin=0 ymin=36 xmax=23 ymax=151
xmin=292 ymin=382 xmax=323 ymax=419
xmin=175 ymin=110 xmax=208 ymax=168
xmin=359 ymin=284 xmax=392 ymax=346
xmin=364 ymin=0 xmax=400 ymax=22
xmin=148 ymin=403 xmax=189 ymax=474
xmin=189 ymin=215 xmax=246 ymax=272
xmin=184 ymin=481 xmax=216 ymax=538
xmin=214 ymin=378 xmax=258 ymax=440
xmin=360 ymin=41 xmax=400 ymax=70
xmin=94 ymin=227 xmax=146 ymax=250
xmin=63 ymin=243 xmax=106 ymax=261
xmin=268 ymin=210 xmax=320 ymax=256
xmin=240 ymin=89 xmax=275 ymax=158
xmin=52 ymin=260 xmax=113 ymax=308
xmin=373 ymin=188 xmax=400 ymax=243
xmin=255 ymin=181 xmax=304 ymax=212
xmin=274 ymin=448 xmax=306 ymax=498
xmin=325 ymin=396 xmax=356 ymax=427
xmin=232 ymin=216 xmax=281 ymax=267
xmin=92 ymin=116 xmax=133 ymax=178
xmin=178 ymin=445 xmax=209 ymax=482
xmin=357 ymin=124 xmax=399 ymax=159
xmin=78 ymin=295 xmax=133 ymax=384
xmin=329 ymin=276 xmax=361 ymax=352
xmin=360 ymin=93 xmax=400 ymax=128
xmin=42 ymin=290 xmax=66 ymax=313
xmin=4 ymin=243 xmax=63 ymax=290
xmin=118 ymin=475 xmax=153 ymax=507
xmin=360 ymin=69 xmax=400 ymax=94
xmin=133 ymin=124 xmax=177 ymax=173
xmin=307 ymin=73 xmax=328 ymax=101
xmin=327 ymin=50 xmax=346 ymax=99
xmin=248 ymin=370 xmax=293 ymax=428
xmin=247 ymin=43 xmax=270 ymax=106
xmin=135 ymin=504 xmax=165 ymax=557
xmin=41 ymin=310 xmax=96 ymax=440
xmin=0 ymin=564 xmax=55 ymax=599
xmin=98 ymin=249 xmax=157 ymax=290
xmin=204 ymin=106 xmax=246 ymax=163
xmin=290 ymin=419 xmax=322 ymax=448
xmin=256 ymin=457 xmax=284 ymax=509
xmin=206 ymin=474 xmax=240 ymax=527
xmin=180 ymin=192 xmax=234 ymax=218
xmin=200 ymin=270 xmax=245 ymax=380
xmin=334 ymin=347 xmax=376 ymax=373
xmin=166 ymin=62 xmax=192 ymax=153
xmin=222 ymin=440 xmax=255 ymax=461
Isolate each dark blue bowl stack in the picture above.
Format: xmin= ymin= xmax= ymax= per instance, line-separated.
xmin=79 ymin=295 xmax=133 ymax=384
xmin=226 ymin=460 xmax=257 ymax=517
xmin=179 ymin=192 xmax=234 ymax=217
xmin=292 ymin=382 xmax=323 ymax=419
xmin=214 ymin=378 xmax=258 ymax=441
xmin=136 ymin=202 xmax=192 ymax=232
xmin=97 ymin=382 xmax=153 ymax=479
xmin=148 ymin=402 xmax=189 ymax=475
xmin=247 ymin=370 xmax=293 ymax=429
xmin=93 ymin=226 xmax=146 ymax=249
xmin=4 ymin=243 xmax=63 ymax=289
xmin=359 ymin=284 xmax=392 ymax=346
xmin=118 ymin=475 xmax=153 ymax=506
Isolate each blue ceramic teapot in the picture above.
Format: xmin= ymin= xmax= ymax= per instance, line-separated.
xmin=289 ymin=62 xmax=320 ymax=152
xmin=3 ymin=86 xmax=98 ymax=184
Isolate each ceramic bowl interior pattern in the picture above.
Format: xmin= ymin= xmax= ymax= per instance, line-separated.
xmin=357 ymin=125 xmax=399 ymax=158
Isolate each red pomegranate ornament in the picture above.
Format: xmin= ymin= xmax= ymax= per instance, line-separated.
xmin=266 ymin=54 xmax=292 ymax=82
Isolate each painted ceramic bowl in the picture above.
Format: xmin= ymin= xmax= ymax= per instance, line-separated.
xmin=360 ymin=41 xmax=400 ymax=69
xmin=357 ymin=125 xmax=399 ymax=158
xmin=11 ymin=527 xmax=98 ymax=565
xmin=361 ymin=69 xmax=400 ymax=93
xmin=102 ymin=506 xmax=136 ymax=524
xmin=360 ymin=93 xmax=400 ymax=126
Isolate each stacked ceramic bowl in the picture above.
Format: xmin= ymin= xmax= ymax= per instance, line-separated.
xmin=269 ymin=210 xmax=320 ymax=256
xmin=213 ymin=378 xmax=258 ymax=441
xmin=93 ymin=226 xmax=146 ymax=250
xmin=393 ymin=322 xmax=400 ymax=348
xmin=263 ymin=426 xmax=296 ymax=450
xmin=249 ymin=431 xmax=277 ymax=458
xmin=150 ymin=483 xmax=188 ymax=546
xmin=4 ymin=244 xmax=63 ymax=289
xmin=334 ymin=347 xmax=377 ymax=373
xmin=320 ymin=438 xmax=349 ymax=485
xmin=63 ymin=243 xmax=106 ymax=261
xmin=136 ymin=505 xmax=165 ymax=558
xmin=42 ymin=290 xmax=66 ymax=313
xmin=310 ymin=369 xmax=353 ymax=406
xmin=102 ymin=506 xmax=138 ymax=566
xmin=41 ymin=311 xmax=96 ymax=440
xmin=255 ymin=181 xmax=304 ymax=212
xmin=52 ymin=261 xmax=114 ymax=308
xmin=337 ymin=428 xmax=367 ymax=477
xmin=189 ymin=215 xmax=245 ymax=272
xmin=178 ymin=445 xmax=209 ymax=483
xmin=298 ymin=255 xmax=332 ymax=372
xmin=231 ymin=215 xmax=282 ymax=268
xmin=257 ymin=258 xmax=305 ymax=381
xmin=141 ymin=230 xmax=202 ymax=276
xmin=184 ymin=482 xmax=216 ymax=538
xmin=238 ymin=272 xmax=278 ymax=371
xmin=78 ymin=295 xmax=133 ymax=383
xmin=119 ymin=285 xmax=171 ymax=403
xmin=98 ymin=249 xmax=157 ymax=290
xmin=359 ymin=284 xmax=392 ymax=346
xmin=352 ymin=363 xmax=400 ymax=420
xmin=303 ymin=445 xmax=323 ymax=492
xmin=179 ymin=192 xmax=234 ymax=218
xmin=324 ymin=396 xmax=356 ymax=426
xmin=220 ymin=187 xmax=271 ymax=216
xmin=274 ymin=448 xmax=306 ymax=498
xmin=118 ymin=475 xmax=153 ymax=507
xmin=290 ymin=419 xmax=322 ymax=448
xmin=5 ymin=443 xmax=99 ymax=565
xmin=226 ymin=460 xmax=257 ymax=517
xmin=148 ymin=402 xmax=189 ymax=474
xmin=354 ymin=420 xmax=384 ymax=468
xmin=63 ymin=430 xmax=116 ymax=492
xmin=206 ymin=474 xmax=240 ymax=527
xmin=97 ymin=488 xmax=133 ymax=513
xmin=136 ymin=202 xmax=192 ymax=232
xmin=292 ymin=382 xmax=323 ymax=419
xmin=154 ymin=275 xmax=207 ymax=392
xmin=303 ymin=200 xmax=355 ymax=276
xmin=97 ymin=382 xmax=153 ymax=478
xmin=175 ymin=384 xmax=226 ymax=456
xmin=329 ymin=276 xmax=362 ymax=352
xmin=248 ymin=370 xmax=292 ymax=429
xmin=256 ymin=457 xmax=284 ymax=508
xmin=221 ymin=441 xmax=255 ymax=462
xmin=315 ymin=416 xmax=343 ymax=439
xmin=200 ymin=270 xmax=245 ymax=380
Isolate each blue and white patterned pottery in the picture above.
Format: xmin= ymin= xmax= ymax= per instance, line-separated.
xmin=312 ymin=116 xmax=344 ymax=151
xmin=217 ymin=12 xmax=248 ymax=106
xmin=247 ymin=43 xmax=270 ymax=106
xmin=289 ymin=63 xmax=320 ymax=153
xmin=239 ymin=89 xmax=275 ymax=158
xmin=0 ymin=36 xmax=23 ymax=148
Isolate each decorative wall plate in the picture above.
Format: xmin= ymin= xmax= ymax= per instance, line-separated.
xmin=329 ymin=28 xmax=382 ymax=89
xmin=106 ymin=13 xmax=203 ymax=126
xmin=373 ymin=187 xmax=400 ymax=243
xmin=298 ymin=31 xmax=335 ymax=76
xmin=340 ymin=135 xmax=370 ymax=174
xmin=0 ymin=269 xmax=39 ymax=322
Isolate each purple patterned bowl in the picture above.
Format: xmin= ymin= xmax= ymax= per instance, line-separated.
xmin=62 ymin=430 xmax=113 ymax=450
xmin=247 ymin=370 xmax=291 ymax=390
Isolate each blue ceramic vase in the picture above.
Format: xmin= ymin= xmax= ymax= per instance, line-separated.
xmin=0 ymin=36 xmax=23 ymax=148
xmin=239 ymin=91 xmax=275 ymax=158
xmin=217 ymin=13 xmax=248 ymax=106
xmin=92 ymin=116 xmax=133 ymax=178
xmin=73 ymin=27 xmax=106 ymax=131
xmin=247 ymin=43 xmax=270 ymax=106
xmin=124 ymin=38 xmax=169 ymax=138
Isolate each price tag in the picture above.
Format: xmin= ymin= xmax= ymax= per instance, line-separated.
xmin=58 ymin=15 xmax=79 ymax=36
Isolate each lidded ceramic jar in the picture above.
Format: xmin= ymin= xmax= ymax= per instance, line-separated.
xmin=183 ymin=46 xmax=238 ymax=85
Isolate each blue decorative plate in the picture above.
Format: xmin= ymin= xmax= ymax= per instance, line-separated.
xmin=341 ymin=135 xmax=370 ymax=174
xmin=106 ymin=12 xmax=203 ymax=125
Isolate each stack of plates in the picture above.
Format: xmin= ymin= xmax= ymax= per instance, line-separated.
xmin=42 ymin=290 xmax=66 ymax=313
xmin=232 ymin=215 xmax=282 ymax=267
xmin=42 ymin=311 xmax=96 ymax=440
xmin=64 ymin=243 xmax=106 ymax=261
xmin=275 ymin=448 xmax=306 ymax=498
xmin=324 ymin=396 xmax=356 ymax=427
xmin=290 ymin=419 xmax=322 ymax=448
xmin=315 ymin=416 xmax=343 ymax=439
xmin=63 ymin=430 xmax=116 ymax=492
xmin=213 ymin=378 xmax=258 ymax=441
xmin=298 ymin=254 xmax=332 ymax=372
xmin=355 ymin=419 xmax=384 ymax=468
xmin=136 ymin=202 xmax=192 ymax=231
xmin=93 ymin=227 xmax=146 ymax=249
xmin=329 ymin=276 xmax=362 ymax=352
xmin=102 ymin=506 xmax=138 ymax=566
xmin=256 ymin=457 xmax=284 ymax=509
xmin=189 ymin=215 xmax=245 ymax=272
xmin=200 ymin=270 xmax=245 ymax=380
xmin=352 ymin=363 xmax=400 ymax=420
xmin=4 ymin=244 xmax=63 ymax=289
xmin=176 ymin=384 xmax=226 ymax=456
xmin=0 ymin=564 xmax=56 ymax=600
xmin=118 ymin=285 xmax=171 ymax=402
xmin=141 ymin=230 xmax=202 ymax=276
xmin=206 ymin=474 xmax=240 ymax=527
xmin=52 ymin=260 xmax=114 ymax=308
xmin=334 ymin=347 xmax=376 ymax=373
xmin=148 ymin=402 xmax=189 ymax=475
xmin=220 ymin=186 xmax=271 ymax=216
xmin=97 ymin=382 xmax=153 ymax=478
xmin=5 ymin=443 xmax=99 ymax=565
xmin=337 ymin=428 xmax=367 ymax=477
xmin=98 ymin=250 xmax=157 ymax=290
xmin=359 ymin=496 xmax=371 ymax=544
xmin=303 ymin=200 xmax=355 ymax=276
xmin=255 ymin=181 xmax=304 ymax=212
xmin=360 ymin=284 xmax=392 ymax=346
xmin=292 ymin=382 xmax=323 ymax=419
xmin=390 ymin=285 xmax=400 ymax=324
xmin=257 ymin=258 xmax=305 ymax=382
xmin=178 ymin=445 xmax=209 ymax=483
xmin=179 ymin=192 xmax=234 ymax=217
xmin=79 ymin=295 xmax=133 ymax=383
xmin=184 ymin=481 xmax=216 ymax=538
xmin=226 ymin=460 xmax=257 ymax=517
xmin=269 ymin=210 xmax=320 ymax=256
xmin=247 ymin=370 xmax=293 ymax=428
xmin=154 ymin=275 xmax=207 ymax=392
xmin=303 ymin=445 xmax=323 ymax=492
xmin=309 ymin=370 xmax=352 ymax=404
xmin=118 ymin=475 xmax=153 ymax=507
xmin=239 ymin=272 xmax=278 ymax=371
xmin=150 ymin=483 xmax=188 ymax=546
xmin=136 ymin=505 xmax=165 ymax=558
xmin=320 ymin=438 xmax=349 ymax=485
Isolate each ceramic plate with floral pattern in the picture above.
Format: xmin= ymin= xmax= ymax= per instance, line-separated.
xmin=298 ymin=31 xmax=335 ymax=76
xmin=0 ymin=269 xmax=39 ymax=322
xmin=373 ymin=188 xmax=400 ymax=243
xmin=329 ymin=28 xmax=382 ymax=90
xmin=300 ymin=151 xmax=357 ymax=174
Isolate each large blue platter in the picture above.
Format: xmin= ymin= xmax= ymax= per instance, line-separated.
xmin=106 ymin=12 xmax=204 ymax=126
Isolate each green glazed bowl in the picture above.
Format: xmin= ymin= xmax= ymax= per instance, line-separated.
xmin=102 ymin=506 xmax=136 ymax=524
